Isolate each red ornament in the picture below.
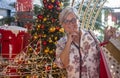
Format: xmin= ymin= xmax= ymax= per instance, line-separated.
xmin=56 ymin=26 xmax=60 ymax=30
xmin=43 ymin=0 xmax=47 ymax=4
xmin=37 ymin=14 xmax=43 ymax=19
xmin=38 ymin=34 xmax=42 ymax=38
xmin=48 ymin=4 xmax=53 ymax=9
xmin=52 ymin=18 xmax=55 ymax=22
xmin=44 ymin=4 xmax=48 ymax=8
xmin=56 ymin=1 xmax=60 ymax=6
xmin=46 ymin=66 xmax=51 ymax=71
xmin=36 ymin=48 xmax=40 ymax=52
xmin=40 ymin=25 xmax=45 ymax=29
xmin=42 ymin=41 xmax=47 ymax=45
xmin=56 ymin=7 xmax=60 ymax=11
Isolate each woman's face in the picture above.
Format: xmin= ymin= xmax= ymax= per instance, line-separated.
xmin=62 ymin=13 xmax=78 ymax=34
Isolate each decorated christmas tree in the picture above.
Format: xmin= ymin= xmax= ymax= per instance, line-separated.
xmin=23 ymin=0 xmax=66 ymax=77
xmin=32 ymin=0 xmax=64 ymax=60
xmin=18 ymin=0 xmax=66 ymax=77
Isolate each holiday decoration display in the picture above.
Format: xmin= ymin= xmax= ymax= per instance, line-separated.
xmin=1 ymin=0 xmax=118 ymax=78
xmin=0 ymin=38 xmax=67 ymax=78
xmin=16 ymin=0 xmax=34 ymax=28
xmin=0 ymin=0 xmax=66 ymax=77
xmin=0 ymin=26 xmax=28 ymax=60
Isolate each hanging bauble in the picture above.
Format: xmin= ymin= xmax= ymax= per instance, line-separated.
xmin=29 ymin=47 xmax=32 ymax=51
xmin=60 ymin=2 xmax=63 ymax=7
xmin=54 ymin=36 xmax=58 ymax=40
xmin=40 ymin=24 xmax=45 ymax=29
xmin=34 ymin=35 xmax=38 ymax=39
xmin=49 ymin=27 xmax=56 ymax=32
xmin=42 ymin=41 xmax=47 ymax=46
xmin=51 ymin=0 xmax=55 ymax=3
xmin=46 ymin=66 xmax=51 ymax=71
xmin=44 ymin=48 xmax=49 ymax=53
xmin=42 ymin=34 xmax=47 ymax=38
xmin=48 ymin=4 xmax=54 ymax=10
xmin=49 ymin=39 xmax=52 ymax=43
xmin=37 ymin=42 xmax=40 ymax=46
xmin=52 ymin=63 xmax=57 ymax=68
xmin=37 ymin=14 xmax=43 ymax=19
xmin=56 ymin=1 xmax=60 ymax=6
xmin=43 ymin=0 xmax=47 ymax=4
xmin=37 ymin=24 xmax=40 ymax=28
xmin=36 ymin=48 xmax=40 ymax=52
xmin=56 ymin=26 xmax=60 ymax=30
xmin=56 ymin=7 xmax=61 ymax=11
xmin=38 ymin=34 xmax=42 ymax=38
xmin=44 ymin=4 xmax=48 ymax=8
xmin=43 ymin=17 xmax=47 ymax=21
xmin=49 ymin=50 xmax=53 ymax=54
xmin=36 ymin=19 xmax=39 ymax=22
xmin=59 ymin=28 xmax=64 ymax=33
xmin=51 ymin=18 xmax=55 ymax=23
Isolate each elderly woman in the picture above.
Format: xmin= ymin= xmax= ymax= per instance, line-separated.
xmin=55 ymin=7 xmax=100 ymax=78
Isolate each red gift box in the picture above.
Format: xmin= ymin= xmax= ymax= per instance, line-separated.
xmin=0 ymin=26 xmax=29 ymax=60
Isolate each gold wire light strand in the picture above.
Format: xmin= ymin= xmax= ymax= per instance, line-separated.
xmin=91 ymin=0 xmax=107 ymax=30
xmin=78 ymin=0 xmax=84 ymax=14
xmin=86 ymin=0 xmax=99 ymax=30
xmin=81 ymin=0 xmax=93 ymax=29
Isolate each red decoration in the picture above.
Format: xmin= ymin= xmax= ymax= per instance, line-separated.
xmin=40 ymin=25 xmax=45 ymax=29
xmin=37 ymin=14 xmax=43 ymax=19
xmin=36 ymin=48 xmax=40 ymax=52
xmin=46 ymin=66 xmax=51 ymax=71
xmin=42 ymin=41 xmax=47 ymax=45
xmin=56 ymin=26 xmax=60 ymax=30
xmin=0 ymin=26 xmax=29 ymax=60
xmin=48 ymin=4 xmax=54 ymax=10
xmin=38 ymin=34 xmax=42 ymax=38
xmin=56 ymin=1 xmax=60 ymax=6
xmin=16 ymin=0 xmax=33 ymax=12
xmin=43 ymin=0 xmax=47 ymax=4
xmin=52 ymin=18 xmax=55 ymax=22
xmin=56 ymin=7 xmax=61 ymax=11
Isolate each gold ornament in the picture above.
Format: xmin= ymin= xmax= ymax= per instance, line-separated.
xmin=42 ymin=34 xmax=46 ymax=38
xmin=51 ymin=0 xmax=55 ymax=3
xmin=43 ymin=18 xmax=47 ymax=21
xmin=49 ymin=39 xmax=52 ymax=43
xmin=49 ymin=27 xmax=56 ymax=32
xmin=29 ymin=47 xmax=32 ymax=51
xmin=44 ymin=47 xmax=49 ymax=53
xmin=54 ymin=37 xmax=58 ymax=40
xmin=34 ymin=35 xmax=38 ymax=39
xmin=36 ymin=19 xmax=39 ymax=22
xmin=37 ymin=24 xmax=41 ymax=28
xmin=52 ymin=63 xmax=57 ymax=68
xmin=59 ymin=28 xmax=64 ymax=33
xmin=60 ymin=2 xmax=63 ymax=7
xmin=49 ymin=50 xmax=53 ymax=54
xmin=54 ymin=42 xmax=57 ymax=44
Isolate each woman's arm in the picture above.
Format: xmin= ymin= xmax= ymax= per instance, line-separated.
xmin=60 ymin=39 xmax=71 ymax=68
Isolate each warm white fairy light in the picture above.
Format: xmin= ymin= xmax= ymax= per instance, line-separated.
xmin=111 ymin=65 xmax=114 ymax=69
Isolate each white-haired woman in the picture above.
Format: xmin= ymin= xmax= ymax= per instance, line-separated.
xmin=55 ymin=7 xmax=100 ymax=78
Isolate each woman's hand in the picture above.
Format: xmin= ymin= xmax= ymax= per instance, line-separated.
xmin=67 ymin=30 xmax=79 ymax=43
xmin=104 ymin=26 xmax=116 ymax=42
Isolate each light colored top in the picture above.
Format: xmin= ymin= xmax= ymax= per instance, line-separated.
xmin=55 ymin=29 xmax=100 ymax=78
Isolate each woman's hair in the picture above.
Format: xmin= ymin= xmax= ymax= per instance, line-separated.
xmin=59 ymin=7 xmax=79 ymax=24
